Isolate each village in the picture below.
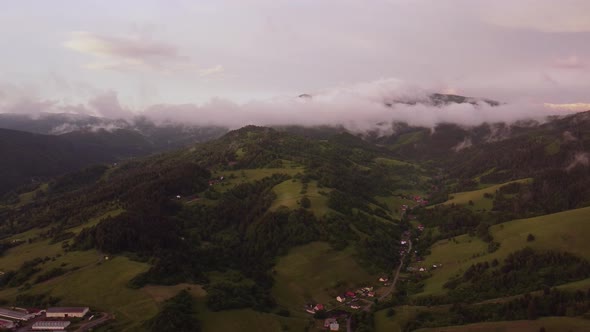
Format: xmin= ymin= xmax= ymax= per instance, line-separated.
xmin=302 ymin=228 xmax=414 ymax=330
xmin=0 ymin=306 xmax=107 ymax=332
xmin=302 ymin=277 xmax=388 ymax=331
xmin=300 ymin=194 xmax=431 ymax=331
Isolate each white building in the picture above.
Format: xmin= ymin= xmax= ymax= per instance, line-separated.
xmin=32 ymin=321 xmax=71 ymax=330
xmin=0 ymin=308 xmax=34 ymax=321
xmin=46 ymin=307 xmax=89 ymax=318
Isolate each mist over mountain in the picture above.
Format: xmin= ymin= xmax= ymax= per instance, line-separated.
xmin=2 ymin=79 xmax=582 ymax=136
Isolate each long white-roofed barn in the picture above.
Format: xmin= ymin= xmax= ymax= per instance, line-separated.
xmin=46 ymin=307 xmax=89 ymax=318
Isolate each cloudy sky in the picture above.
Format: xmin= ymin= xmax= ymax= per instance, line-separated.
xmin=0 ymin=0 xmax=589 ymax=120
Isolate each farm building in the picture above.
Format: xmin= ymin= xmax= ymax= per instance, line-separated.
xmin=324 ymin=318 xmax=337 ymax=328
xmin=32 ymin=321 xmax=71 ymax=330
xmin=0 ymin=319 xmax=15 ymax=329
xmin=0 ymin=307 xmax=34 ymax=321
xmin=330 ymin=321 xmax=340 ymax=331
xmin=46 ymin=307 xmax=89 ymax=318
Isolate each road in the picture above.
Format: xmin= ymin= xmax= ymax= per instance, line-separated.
xmin=379 ymin=239 xmax=412 ymax=302
xmin=75 ymin=313 xmax=112 ymax=332
xmin=345 ymin=238 xmax=412 ymax=332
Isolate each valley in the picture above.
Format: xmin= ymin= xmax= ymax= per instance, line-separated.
xmin=2 ymin=112 xmax=590 ymax=331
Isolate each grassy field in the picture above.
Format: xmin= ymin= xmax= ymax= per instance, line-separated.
xmin=441 ymin=179 xmax=532 ymax=211
xmin=376 ymin=195 xmax=415 ymax=214
xmin=17 ymin=183 xmax=48 ymax=206
xmin=415 ymin=234 xmax=489 ymax=296
xmin=375 ymin=305 xmax=426 ymax=332
xmin=211 ymin=167 xmax=304 ymax=193
xmin=0 ymin=208 xmax=123 ymax=271
xmin=414 ymin=316 xmax=590 ymax=332
xmin=270 ymin=179 xmax=333 ymax=217
xmin=0 ymin=255 xmax=156 ymax=331
xmin=141 ymin=283 xmax=206 ymax=303
xmin=374 ymin=157 xmax=417 ymax=168
xmin=272 ymin=242 xmax=375 ymax=314
xmin=415 ymin=206 xmax=590 ymax=296
xmin=198 ymin=304 xmax=310 ymax=332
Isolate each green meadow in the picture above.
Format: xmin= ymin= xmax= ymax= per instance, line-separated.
xmin=415 ymin=206 xmax=590 ymax=296
xmin=272 ymin=242 xmax=375 ymax=314
xmin=441 ymin=178 xmax=532 ymax=211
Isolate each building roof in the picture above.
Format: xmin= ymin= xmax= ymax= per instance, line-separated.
xmin=0 ymin=308 xmax=33 ymax=320
xmin=47 ymin=307 xmax=89 ymax=313
xmin=33 ymin=321 xmax=71 ymax=328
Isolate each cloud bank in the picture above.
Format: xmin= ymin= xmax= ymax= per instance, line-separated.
xmin=2 ymin=79 xmax=583 ymax=132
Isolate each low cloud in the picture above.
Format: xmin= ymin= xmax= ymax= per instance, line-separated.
xmin=87 ymin=91 xmax=135 ymax=119
xmin=142 ymin=79 xmax=580 ymax=130
xmin=0 ymin=78 xmax=584 ymax=132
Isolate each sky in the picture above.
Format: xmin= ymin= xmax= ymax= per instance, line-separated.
xmin=0 ymin=0 xmax=589 ymax=125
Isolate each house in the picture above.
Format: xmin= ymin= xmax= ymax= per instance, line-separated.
xmin=419 ymin=267 xmax=425 ymax=272
xmin=345 ymin=291 xmax=356 ymax=298
xmin=330 ymin=321 xmax=340 ymax=331
xmin=32 ymin=321 xmax=71 ymax=330
xmin=350 ymin=305 xmax=361 ymax=310
xmin=0 ymin=308 xmax=34 ymax=321
xmin=313 ymin=304 xmax=324 ymax=312
xmin=46 ymin=307 xmax=89 ymax=318
xmin=378 ymin=277 xmax=388 ymax=282
xmin=324 ymin=318 xmax=337 ymax=328
xmin=0 ymin=319 xmax=15 ymax=330
xmin=336 ymin=296 xmax=344 ymax=303
xmin=367 ymin=292 xmax=375 ymax=297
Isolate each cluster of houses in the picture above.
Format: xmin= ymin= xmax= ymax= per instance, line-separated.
xmin=407 ymin=263 xmax=442 ymax=273
xmin=335 ymin=286 xmax=375 ymax=305
xmin=0 ymin=306 xmax=90 ymax=331
xmin=412 ymin=195 xmax=428 ymax=205
xmin=305 ymin=303 xmax=324 ymax=315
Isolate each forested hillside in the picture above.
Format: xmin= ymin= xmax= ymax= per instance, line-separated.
xmin=2 ymin=112 xmax=590 ymax=332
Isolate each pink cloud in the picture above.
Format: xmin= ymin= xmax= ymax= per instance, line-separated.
xmin=552 ymin=55 xmax=585 ymax=69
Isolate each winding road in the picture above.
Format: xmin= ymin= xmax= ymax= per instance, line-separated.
xmin=345 ymin=238 xmax=412 ymax=332
xmin=379 ymin=239 xmax=411 ymax=302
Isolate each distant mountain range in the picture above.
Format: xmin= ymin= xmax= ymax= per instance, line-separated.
xmin=0 ymin=113 xmax=227 ymax=195
xmin=0 ymin=93 xmax=578 ymax=196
